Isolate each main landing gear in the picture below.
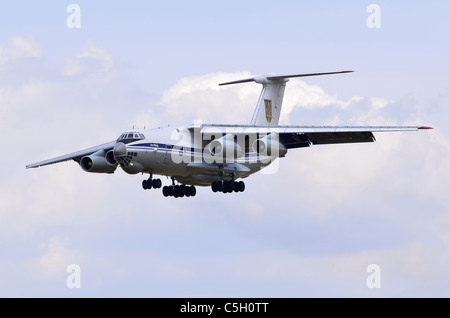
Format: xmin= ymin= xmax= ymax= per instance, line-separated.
xmin=143 ymin=175 xmax=197 ymax=198
xmin=142 ymin=173 xmax=245 ymax=197
xmin=210 ymin=170 xmax=245 ymax=194
xmin=162 ymin=184 xmax=196 ymax=198
xmin=211 ymin=180 xmax=245 ymax=193
xmin=162 ymin=177 xmax=196 ymax=198
xmin=142 ymin=174 xmax=162 ymax=190
xmin=142 ymin=174 xmax=196 ymax=198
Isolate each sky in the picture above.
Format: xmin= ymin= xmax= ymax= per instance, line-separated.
xmin=1 ymin=0 xmax=450 ymax=297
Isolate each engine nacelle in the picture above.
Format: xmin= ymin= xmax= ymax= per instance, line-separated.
xmin=105 ymin=149 xmax=117 ymax=166
xmin=80 ymin=149 xmax=117 ymax=173
xmin=252 ymin=134 xmax=287 ymax=157
xmin=208 ymin=134 xmax=244 ymax=159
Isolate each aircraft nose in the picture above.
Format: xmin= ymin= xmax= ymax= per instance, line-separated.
xmin=113 ymin=142 xmax=127 ymax=157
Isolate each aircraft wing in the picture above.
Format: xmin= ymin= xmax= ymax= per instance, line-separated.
xmin=26 ymin=141 xmax=116 ymax=169
xmin=200 ymin=125 xmax=432 ymax=148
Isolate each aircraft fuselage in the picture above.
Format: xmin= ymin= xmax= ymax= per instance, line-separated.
xmin=119 ymin=126 xmax=276 ymax=186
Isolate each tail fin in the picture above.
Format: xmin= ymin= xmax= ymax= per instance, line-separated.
xmin=219 ymin=71 xmax=353 ymax=126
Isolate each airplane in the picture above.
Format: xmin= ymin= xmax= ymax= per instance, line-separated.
xmin=26 ymin=71 xmax=432 ymax=198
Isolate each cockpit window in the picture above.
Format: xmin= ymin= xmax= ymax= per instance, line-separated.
xmin=117 ymin=131 xmax=145 ymax=142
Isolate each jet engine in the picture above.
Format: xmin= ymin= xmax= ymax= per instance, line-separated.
xmin=252 ymin=133 xmax=287 ymax=157
xmin=80 ymin=149 xmax=117 ymax=173
xmin=208 ymin=134 xmax=244 ymax=159
xmin=105 ymin=149 xmax=117 ymax=166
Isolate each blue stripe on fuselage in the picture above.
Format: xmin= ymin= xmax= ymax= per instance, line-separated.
xmin=127 ymin=142 xmax=259 ymax=158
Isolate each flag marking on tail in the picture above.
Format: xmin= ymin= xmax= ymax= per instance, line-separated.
xmin=264 ymin=99 xmax=272 ymax=123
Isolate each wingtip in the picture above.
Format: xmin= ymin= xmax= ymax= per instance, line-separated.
xmin=418 ymin=126 xmax=433 ymax=130
xmin=341 ymin=70 xmax=354 ymax=73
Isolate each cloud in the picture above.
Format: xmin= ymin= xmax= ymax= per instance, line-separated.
xmin=281 ymin=79 xmax=364 ymax=120
xmin=135 ymin=71 xmax=259 ymax=127
xmin=34 ymin=235 xmax=85 ymax=278
xmin=62 ymin=47 xmax=114 ymax=77
xmin=0 ymin=35 xmax=41 ymax=65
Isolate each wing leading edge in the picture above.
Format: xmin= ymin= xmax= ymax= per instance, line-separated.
xmin=26 ymin=141 xmax=116 ymax=169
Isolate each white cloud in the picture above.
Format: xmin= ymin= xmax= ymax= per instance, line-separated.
xmin=281 ymin=79 xmax=364 ymax=124
xmin=62 ymin=47 xmax=114 ymax=77
xmin=0 ymin=35 xmax=41 ymax=65
xmin=144 ymin=71 xmax=259 ymax=126
xmin=34 ymin=235 xmax=84 ymax=278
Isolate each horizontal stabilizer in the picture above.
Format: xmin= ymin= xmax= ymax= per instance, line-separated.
xmin=219 ymin=70 xmax=353 ymax=86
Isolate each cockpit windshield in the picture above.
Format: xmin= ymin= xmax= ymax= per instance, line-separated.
xmin=117 ymin=131 xmax=145 ymax=142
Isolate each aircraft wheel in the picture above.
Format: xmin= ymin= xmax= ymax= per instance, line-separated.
xmin=163 ymin=185 xmax=175 ymax=197
xmin=152 ymin=178 xmax=162 ymax=189
xmin=186 ymin=185 xmax=196 ymax=197
xmin=223 ymin=180 xmax=233 ymax=193
xmin=184 ymin=185 xmax=191 ymax=197
xmin=174 ymin=185 xmax=185 ymax=198
xmin=142 ymin=179 xmax=152 ymax=190
xmin=162 ymin=186 xmax=170 ymax=197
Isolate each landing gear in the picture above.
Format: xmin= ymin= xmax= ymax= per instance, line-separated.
xmin=142 ymin=174 xmax=162 ymax=190
xmin=211 ymin=180 xmax=245 ymax=193
xmin=211 ymin=171 xmax=245 ymax=194
xmin=162 ymin=177 xmax=196 ymax=198
xmin=142 ymin=178 xmax=162 ymax=189
xmin=162 ymin=184 xmax=196 ymax=198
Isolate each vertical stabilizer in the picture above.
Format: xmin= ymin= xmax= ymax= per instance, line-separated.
xmin=249 ymin=77 xmax=288 ymax=126
xmin=219 ymin=71 xmax=353 ymax=126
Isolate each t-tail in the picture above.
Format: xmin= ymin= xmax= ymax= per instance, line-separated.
xmin=219 ymin=71 xmax=354 ymax=126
